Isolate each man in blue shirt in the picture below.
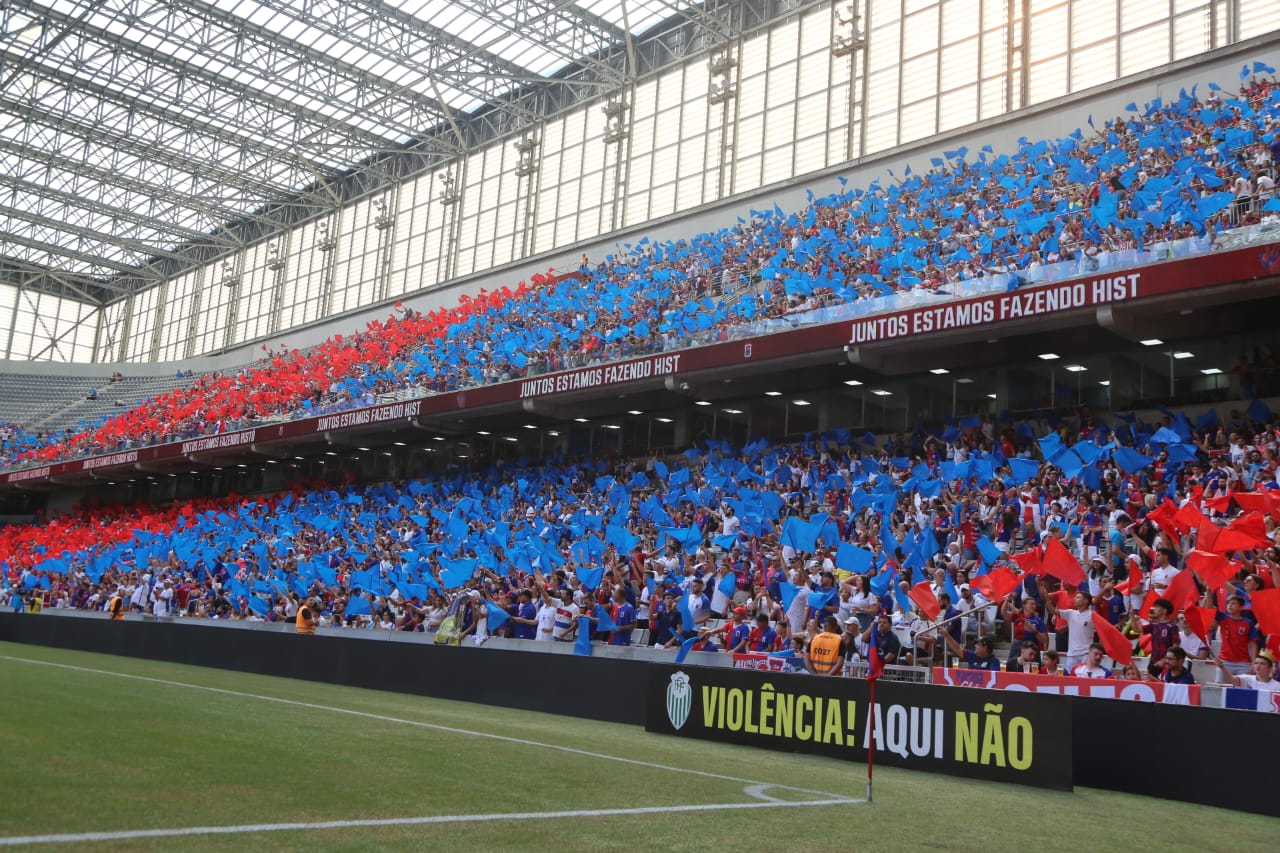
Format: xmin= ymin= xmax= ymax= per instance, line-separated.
xmin=943 ymin=633 xmax=1002 ymax=671
xmin=510 ymin=589 xmax=538 ymax=641
xmin=609 ymin=586 xmax=637 ymax=646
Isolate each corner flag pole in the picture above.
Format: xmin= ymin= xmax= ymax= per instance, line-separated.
xmin=865 ymin=674 xmax=876 ymax=803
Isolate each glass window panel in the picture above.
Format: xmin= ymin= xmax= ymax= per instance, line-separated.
xmin=1071 ymin=0 xmax=1116 ymax=44
xmin=1172 ymin=11 xmax=1210 ymax=59
xmin=903 ymin=7 xmax=940 ymax=58
xmin=738 ymin=72 xmax=767 ymax=118
xmin=794 ymin=134 xmax=826 ymax=175
xmin=650 ymin=181 xmax=676 ymax=218
xmin=941 ymin=36 xmax=980 ymax=84
xmin=764 ymin=103 xmax=796 ymax=151
xmin=796 ymin=92 xmax=829 ymax=138
xmin=1119 ymin=23 xmax=1169 ymax=76
xmin=1070 ymin=40 xmax=1116 ymax=91
xmin=769 ymin=20 xmax=799 ymax=63
xmin=899 ymin=98 xmax=937 ymax=143
xmin=737 ymin=112 xmax=765 ymax=157
xmin=676 ymin=175 xmax=702 ymax=210
xmin=767 ymin=62 xmax=797 ymax=106
xmin=1238 ymin=0 xmax=1274 ymax=38
xmin=799 ymin=7 xmax=833 ymax=55
xmin=939 ymin=82 xmax=978 ymax=131
xmin=942 ymin=0 xmax=981 ymax=42
xmin=797 ymin=50 xmax=830 ymax=98
xmin=762 ymin=146 xmax=791 ymax=185
xmin=1121 ymin=0 xmax=1168 ymax=32
xmin=1028 ymin=54 xmax=1069 ymax=104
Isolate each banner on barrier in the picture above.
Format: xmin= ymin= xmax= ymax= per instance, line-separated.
xmin=933 ymin=668 xmax=1201 ymax=705
xmin=1223 ymin=687 xmax=1280 ymax=713
xmin=731 ymin=652 xmax=799 ymax=673
xmin=646 ymin=664 xmax=1072 ymax=790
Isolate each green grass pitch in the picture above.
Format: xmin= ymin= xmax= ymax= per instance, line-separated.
xmin=0 ymin=641 xmax=1275 ymax=852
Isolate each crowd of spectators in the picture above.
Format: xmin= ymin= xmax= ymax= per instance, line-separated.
xmin=2 ymin=71 xmax=1278 ymax=472
xmin=5 ymin=397 xmax=1280 ymax=696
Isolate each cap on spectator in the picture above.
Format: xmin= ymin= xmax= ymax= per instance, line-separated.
xmin=732 ymin=606 xmax=748 ymax=616
xmin=845 ymin=616 xmax=859 ymax=625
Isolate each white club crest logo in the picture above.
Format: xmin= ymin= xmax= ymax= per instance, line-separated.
xmin=666 ymin=670 xmax=692 ymax=730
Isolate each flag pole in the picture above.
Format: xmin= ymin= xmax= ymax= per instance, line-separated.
xmin=865 ymin=674 xmax=876 ymax=803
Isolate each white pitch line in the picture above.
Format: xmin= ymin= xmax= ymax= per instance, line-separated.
xmin=0 ymin=654 xmax=854 ymax=804
xmin=0 ymin=799 xmax=862 ymax=847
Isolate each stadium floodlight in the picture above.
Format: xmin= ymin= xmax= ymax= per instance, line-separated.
xmin=477 ymin=431 xmax=491 ymax=435
xmin=546 ymin=430 xmax=560 ymax=437
xmin=1098 ymin=380 xmax=1111 ymax=386
xmin=504 ymin=436 xmax=519 ymax=442
xmin=1140 ymin=339 xmax=1163 ymax=346
xmin=574 ymin=417 xmax=589 ymax=422
xmin=987 ymin=394 xmax=997 ymax=399
xmin=694 ymin=400 xmax=712 ymax=406
xmin=1037 ymin=352 xmax=1059 ymax=360
xmin=523 ymin=424 xmax=537 ymax=429
xmin=627 ymin=410 xmax=642 ymax=415
xmin=723 ymin=408 xmax=743 ymax=415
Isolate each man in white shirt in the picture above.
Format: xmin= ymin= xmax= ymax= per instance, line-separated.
xmin=1210 ymin=652 xmax=1280 ymax=692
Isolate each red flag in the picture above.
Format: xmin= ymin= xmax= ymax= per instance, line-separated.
xmin=1092 ymin=611 xmax=1133 ymax=665
xmin=866 ymin=620 xmax=884 ymax=683
xmin=1183 ymin=606 xmax=1217 ymax=643
xmin=1196 ymin=519 xmax=1221 ymax=552
xmin=1041 ymin=536 xmax=1086 ymax=586
xmin=1185 ymin=549 xmax=1239 ymax=591
xmin=1203 ymin=494 xmax=1233 ymax=513
xmin=1251 ymin=588 xmax=1280 ymax=638
xmin=1137 ymin=589 xmax=1160 ymax=620
xmin=1010 ymin=549 xmax=1043 ymax=575
xmin=909 ymin=581 xmax=941 ymax=621
xmin=971 ymin=567 xmax=1022 ymax=601
xmin=1163 ymin=569 xmax=1199 ymax=614
xmin=1210 ymin=511 xmax=1272 ymax=553
xmin=1116 ymin=561 xmax=1144 ymax=595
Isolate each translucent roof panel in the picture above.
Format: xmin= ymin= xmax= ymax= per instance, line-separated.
xmin=0 ymin=0 xmax=716 ymax=295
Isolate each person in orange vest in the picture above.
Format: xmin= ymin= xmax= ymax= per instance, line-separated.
xmin=295 ymin=596 xmax=319 ymax=635
xmin=107 ymin=586 xmax=126 ymax=621
xmin=805 ymin=615 xmax=846 ymax=676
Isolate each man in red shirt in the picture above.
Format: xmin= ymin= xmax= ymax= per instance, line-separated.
xmin=1215 ymin=595 xmax=1261 ymax=677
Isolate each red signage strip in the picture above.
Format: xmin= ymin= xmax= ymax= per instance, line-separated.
xmin=934 ymin=667 xmax=1201 ymax=705
xmin=4 ymin=244 xmax=1273 ymax=485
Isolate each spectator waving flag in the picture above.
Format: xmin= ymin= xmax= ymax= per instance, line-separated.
xmin=866 ymin=620 xmax=884 ymax=682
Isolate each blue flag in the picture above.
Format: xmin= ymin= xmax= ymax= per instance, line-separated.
xmin=593 ymin=604 xmax=619 ymax=632
xmin=674 ymin=634 xmax=700 ymax=664
xmin=573 ymin=616 xmax=593 ymax=656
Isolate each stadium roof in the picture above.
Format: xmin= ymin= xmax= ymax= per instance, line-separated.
xmin=0 ymin=0 xmax=769 ymax=303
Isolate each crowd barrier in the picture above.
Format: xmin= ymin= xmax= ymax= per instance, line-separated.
xmin=1 ymin=611 xmax=1273 ymax=815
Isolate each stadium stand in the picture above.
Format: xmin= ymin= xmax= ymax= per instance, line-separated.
xmin=5 ymin=59 xmax=1280 ymax=719
xmin=2 ymin=72 xmax=1279 ymax=472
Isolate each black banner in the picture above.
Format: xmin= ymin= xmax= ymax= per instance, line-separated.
xmin=646 ymin=665 xmax=1072 ymax=791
